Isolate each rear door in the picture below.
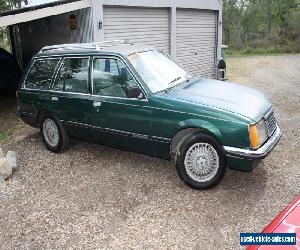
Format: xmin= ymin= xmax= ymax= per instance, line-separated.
xmin=19 ymin=58 xmax=60 ymax=125
xmin=50 ymin=56 xmax=93 ymax=139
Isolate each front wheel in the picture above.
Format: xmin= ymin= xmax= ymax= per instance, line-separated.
xmin=175 ymin=133 xmax=226 ymax=190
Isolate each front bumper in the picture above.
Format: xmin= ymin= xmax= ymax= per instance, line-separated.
xmin=224 ymin=126 xmax=282 ymax=160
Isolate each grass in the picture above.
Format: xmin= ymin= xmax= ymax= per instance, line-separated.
xmin=0 ymin=128 xmax=17 ymax=142
xmin=0 ymin=131 xmax=9 ymax=141
xmin=0 ymin=91 xmax=23 ymax=145
xmin=227 ymin=45 xmax=300 ymax=56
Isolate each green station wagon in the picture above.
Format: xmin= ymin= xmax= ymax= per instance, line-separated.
xmin=17 ymin=41 xmax=282 ymax=189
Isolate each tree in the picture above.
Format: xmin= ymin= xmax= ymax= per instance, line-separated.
xmin=222 ymin=0 xmax=300 ymax=52
xmin=0 ymin=0 xmax=28 ymax=12
xmin=0 ymin=0 xmax=29 ymax=51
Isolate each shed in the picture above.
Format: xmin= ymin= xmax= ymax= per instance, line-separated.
xmin=0 ymin=0 xmax=223 ymax=79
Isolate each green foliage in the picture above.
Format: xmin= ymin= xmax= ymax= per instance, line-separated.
xmin=0 ymin=0 xmax=28 ymax=12
xmin=223 ymin=0 xmax=300 ymax=54
xmin=0 ymin=27 xmax=10 ymax=52
xmin=0 ymin=0 xmax=29 ymax=52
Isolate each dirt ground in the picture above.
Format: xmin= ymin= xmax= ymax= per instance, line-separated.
xmin=0 ymin=55 xmax=299 ymax=250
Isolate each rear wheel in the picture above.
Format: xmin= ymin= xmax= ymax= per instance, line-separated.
xmin=40 ymin=113 xmax=69 ymax=152
xmin=175 ymin=133 xmax=226 ymax=190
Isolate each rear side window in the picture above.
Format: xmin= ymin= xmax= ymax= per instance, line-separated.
xmin=25 ymin=59 xmax=59 ymax=89
xmin=53 ymin=57 xmax=89 ymax=93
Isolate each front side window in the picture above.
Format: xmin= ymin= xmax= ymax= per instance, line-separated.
xmin=53 ymin=57 xmax=89 ymax=93
xmin=128 ymin=50 xmax=190 ymax=93
xmin=93 ymin=58 xmax=143 ymax=98
xmin=25 ymin=59 xmax=59 ymax=89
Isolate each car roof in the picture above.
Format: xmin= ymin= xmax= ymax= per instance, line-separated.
xmin=34 ymin=42 xmax=156 ymax=59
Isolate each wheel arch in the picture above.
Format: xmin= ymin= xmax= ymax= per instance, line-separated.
xmin=37 ymin=109 xmax=58 ymax=126
xmin=170 ymin=119 xmax=223 ymax=160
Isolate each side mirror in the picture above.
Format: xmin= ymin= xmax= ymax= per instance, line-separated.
xmin=138 ymin=92 xmax=144 ymax=100
xmin=127 ymin=87 xmax=145 ymax=99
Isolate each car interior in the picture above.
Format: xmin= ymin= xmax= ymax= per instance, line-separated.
xmin=93 ymin=58 xmax=143 ymax=99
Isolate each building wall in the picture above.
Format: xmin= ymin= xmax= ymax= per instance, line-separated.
xmin=92 ymin=0 xmax=222 ymax=78
xmin=5 ymin=0 xmax=222 ymax=77
xmin=18 ymin=7 xmax=93 ymax=66
xmin=92 ymin=0 xmax=222 ymax=56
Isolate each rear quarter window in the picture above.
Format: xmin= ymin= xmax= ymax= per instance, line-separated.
xmin=25 ymin=58 xmax=60 ymax=90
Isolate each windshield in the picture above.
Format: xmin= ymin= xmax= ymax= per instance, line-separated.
xmin=128 ymin=50 xmax=189 ymax=93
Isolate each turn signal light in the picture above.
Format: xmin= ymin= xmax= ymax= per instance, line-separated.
xmin=249 ymin=124 xmax=260 ymax=149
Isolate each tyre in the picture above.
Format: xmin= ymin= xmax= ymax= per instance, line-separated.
xmin=39 ymin=113 xmax=69 ymax=153
xmin=175 ymin=132 xmax=226 ymax=190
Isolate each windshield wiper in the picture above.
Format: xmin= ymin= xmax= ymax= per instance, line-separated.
xmin=168 ymin=76 xmax=182 ymax=85
xmin=156 ymin=75 xmax=189 ymax=94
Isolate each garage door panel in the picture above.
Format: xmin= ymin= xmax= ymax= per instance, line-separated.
xmin=105 ymin=17 xmax=170 ymax=22
xmin=177 ymin=47 xmax=216 ymax=53
xmin=177 ymin=42 xmax=216 ymax=49
xmin=105 ymin=28 xmax=170 ymax=34
xmin=177 ymin=57 xmax=216 ymax=65
xmin=105 ymin=31 xmax=170 ymax=37
xmin=104 ymin=7 xmax=170 ymax=52
xmin=176 ymin=18 xmax=216 ymax=23
xmin=176 ymin=9 xmax=217 ymax=78
xmin=104 ymin=35 xmax=169 ymax=44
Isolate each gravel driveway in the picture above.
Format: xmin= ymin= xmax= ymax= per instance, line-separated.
xmin=0 ymin=55 xmax=299 ymax=249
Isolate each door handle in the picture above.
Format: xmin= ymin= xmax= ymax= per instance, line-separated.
xmin=93 ymin=101 xmax=102 ymax=107
xmin=51 ymin=96 xmax=58 ymax=101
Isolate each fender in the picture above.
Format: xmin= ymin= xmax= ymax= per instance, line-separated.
xmin=172 ymin=118 xmax=223 ymax=143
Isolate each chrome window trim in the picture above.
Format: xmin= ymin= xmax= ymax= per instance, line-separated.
xmin=22 ymin=57 xmax=62 ymax=89
xmin=91 ymin=95 xmax=146 ymax=102
xmin=91 ymin=55 xmax=148 ymax=101
xmin=35 ymin=54 xmax=94 ymax=58
xmin=51 ymin=56 xmax=90 ymax=94
xmin=50 ymin=57 xmax=63 ymax=90
xmin=20 ymin=88 xmax=51 ymax=92
xmin=48 ymin=90 xmax=91 ymax=96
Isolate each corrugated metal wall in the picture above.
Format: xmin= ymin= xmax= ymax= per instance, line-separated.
xmin=18 ymin=8 xmax=93 ymax=66
xmin=176 ymin=9 xmax=217 ymax=78
xmin=103 ymin=6 xmax=170 ymax=52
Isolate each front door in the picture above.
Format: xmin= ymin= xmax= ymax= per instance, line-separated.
xmin=89 ymin=56 xmax=154 ymax=155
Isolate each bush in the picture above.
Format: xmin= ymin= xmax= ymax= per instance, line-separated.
xmin=227 ymin=42 xmax=300 ymax=55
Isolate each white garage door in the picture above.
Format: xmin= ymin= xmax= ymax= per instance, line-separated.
xmin=176 ymin=9 xmax=217 ymax=78
xmin=104 ymin=6 xmax=170 ymax=52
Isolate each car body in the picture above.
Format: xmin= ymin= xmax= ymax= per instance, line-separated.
xmin=246 ymin=196 xmax=300 ymax=250
xmin=17 ymin=41 xmax=282 ymax=189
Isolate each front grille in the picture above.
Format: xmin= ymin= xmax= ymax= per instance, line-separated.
xmin=265 ymin=111 xmax=277 ymax=136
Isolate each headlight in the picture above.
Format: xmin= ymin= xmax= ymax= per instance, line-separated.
xmin=249 ymin=119 xmax=268 ymax=149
